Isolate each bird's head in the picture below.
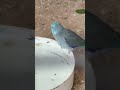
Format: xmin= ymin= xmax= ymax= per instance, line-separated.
xmin=51 ymin=21 xmax=64 ymax=35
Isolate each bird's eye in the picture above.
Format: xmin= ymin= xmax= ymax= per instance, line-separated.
xmin=51 ymin=25 xmax=55 ymax=29
xmin=53 ymin=24 xmax=55 ymax=27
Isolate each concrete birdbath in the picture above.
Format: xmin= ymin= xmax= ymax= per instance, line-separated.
xmin=35 ymin=37 xmax=75 ymax=90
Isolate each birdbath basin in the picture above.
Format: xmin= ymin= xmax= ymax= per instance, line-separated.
xmin=35 ymin=37 xmax=75 ymax=90
xmin=0 ymin=25 xmax=34 ymax=73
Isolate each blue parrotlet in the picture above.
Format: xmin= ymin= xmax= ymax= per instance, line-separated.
xmin=51 ymin=21 xmax=85 ymax=52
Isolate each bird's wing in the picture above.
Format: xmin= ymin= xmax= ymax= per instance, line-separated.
xmin=64 ymin=29 xmax=85 ymax=48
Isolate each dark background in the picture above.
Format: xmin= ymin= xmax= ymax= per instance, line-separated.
xmin=0 ymin=0 xmax=35 ymax=90
xmin=86 ymin=0 xmax=120 ymax=90
xmin=0 ymin=0 xmax=34 ymax=29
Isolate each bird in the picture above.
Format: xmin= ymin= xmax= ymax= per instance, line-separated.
xmin=51 ymin=22 xmax=96 ymax=90
xmin=51 ymin=11 xmax=120 ymax=53
xmin=51 ymin=21 xmax=85 ymax=52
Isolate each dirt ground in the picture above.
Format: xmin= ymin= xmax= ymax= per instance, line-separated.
xmin=35 ymin=0 xmax=85 ymax=39
xmin=35 ymin=0 xmax=85 ymax=89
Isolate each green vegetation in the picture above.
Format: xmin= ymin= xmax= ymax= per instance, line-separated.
xmin=75 ymin=9 xmax=85 ymax=14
